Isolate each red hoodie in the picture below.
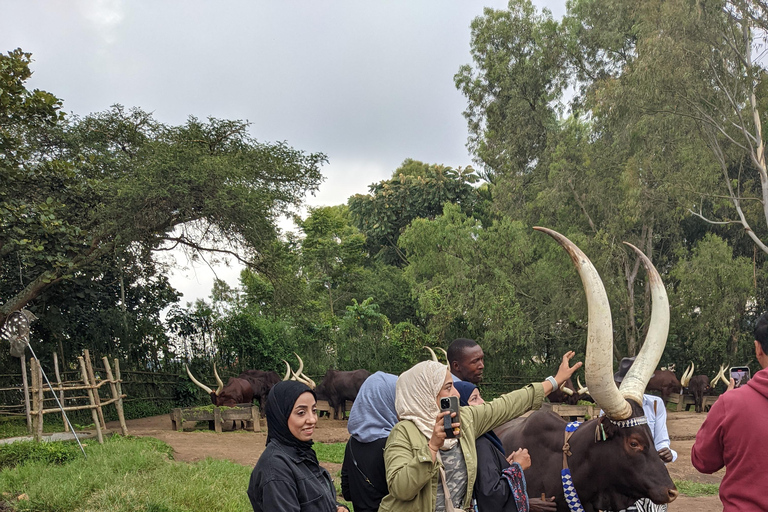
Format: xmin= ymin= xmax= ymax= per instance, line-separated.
xmin=691 ymin=366 xmax=768 ymax=511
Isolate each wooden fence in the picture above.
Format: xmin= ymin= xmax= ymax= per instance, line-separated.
xmin=29 ymin=349 xmax=128 ymax=443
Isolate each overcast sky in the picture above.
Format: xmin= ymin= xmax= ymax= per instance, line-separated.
xmin=1 ymin=0 xmax=567 ymax=305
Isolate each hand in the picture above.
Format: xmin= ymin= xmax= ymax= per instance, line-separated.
xmin=429 ymin=411 xmax=458 ymax=452
xmin=726 ymin=378 xmax=735 ymax=392
xmin=658 ymin=447 xmax=673 ymax=463
xmin=337 ymin=507 xmax=349 ymax=512
xmin=554 ymin=351 xmax=583 ymax=387
xmin=529 ymin=496 xmax=557 ymax=512
xmin=507 ymin=448 xmax=531 ymax=471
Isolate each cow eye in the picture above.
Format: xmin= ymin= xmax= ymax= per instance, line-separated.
xmin=630 ymin=441 xmax=639 ymax=448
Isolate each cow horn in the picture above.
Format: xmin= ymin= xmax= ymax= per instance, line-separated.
xmin=212 ymin=363 xmax=225 ymax=396
xmin=423 ymin=346 xmax=439 ymax=362
xmin=534 ymin=227 xmax=632 ymax=420
xmin=438 ymin=347 xmax=449 ymax=364
xmin=577 ymin=376 xmax=589 ymax=395
xmin=618 ymin=242 xmax=670 ymax=407
xmin=560 ymin=383 xmax=574 ymax=396
xmin=294 ymin=352 xmax=304 ymax=376
xmin=711 ymin=364 xmax=728 ymax=388
xmin=293 ymin=353 xmax=316 ymax=389
xmin=681 ymin=362 xmax=694 ymax=387
xmin=282 ymin=360 xmax=291 ymax=381
xmin=185 ymin=365 xmax=213 ymax=395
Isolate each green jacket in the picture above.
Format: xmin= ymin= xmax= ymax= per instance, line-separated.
xmin=378 ymin=383 xmax=545 ymax=512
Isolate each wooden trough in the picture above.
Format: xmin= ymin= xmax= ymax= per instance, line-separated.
xmin=542 ymin=402 xmax=599 ymax=421
xmin=665 ymin=393 xmax=718 ymax=412
xmin=170 ymin=404 xmax=263 ymax=433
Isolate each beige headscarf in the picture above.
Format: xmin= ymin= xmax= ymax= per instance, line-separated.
xmin=395 ymin=360 xmax=458 ymax=450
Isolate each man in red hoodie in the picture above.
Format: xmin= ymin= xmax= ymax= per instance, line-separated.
xmin=691 ymin=312 xmax=768 ymax=511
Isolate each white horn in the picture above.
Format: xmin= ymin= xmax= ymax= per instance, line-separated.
xmin=534 ymin=227 xmax=632 ymax=420
xmin=424 ymin=346 xmax=439 ymax=362
xmin=294 ymin=352 xmax=305 ymax=376
xmin=681 ymin=362 xmax=694 ymax=387
xmin=185 ymin=365 xmax=213 ymax=395
xmin=560 ymin=383 xmax=574 ymax=396
xmin=577 ymin=376 xmax=589 ymax=395
xmin=619 ymin=242 xmax=670 ymax=407
xmin=212 ymin=363 xmax=225 ymax=396
xmin=282 ymin=360 xmax=291 ymax=381
xmin=438 ymin=347 xmax=449 ymax=364
xmin=719 ymin=364 xmax=730 ymax=386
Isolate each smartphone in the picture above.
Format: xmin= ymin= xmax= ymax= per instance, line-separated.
xmin=730 ymin=366 xmax=751 ymax=388
xmin=440 ymin=396 xmax=460 ymax=438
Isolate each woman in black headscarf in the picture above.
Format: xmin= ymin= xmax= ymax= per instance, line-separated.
xmin=247 ymin=380 xmax=349 ymax=512
xmin=454 ymin=381 xmax=556 ymax=512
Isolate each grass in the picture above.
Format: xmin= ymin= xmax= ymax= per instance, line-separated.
xmin=312 ymin=442 xmax=346 ymax=464
xmin=674 ymin=479 xmax=720 ymax=497
xmin=0 ymin=417 xmax=63 ymax=440
xmin=0 ymin=436 xmax=252 ymax=511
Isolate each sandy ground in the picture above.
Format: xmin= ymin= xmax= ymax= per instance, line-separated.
xmin=105 ymin=409 xmax=724 ymax=511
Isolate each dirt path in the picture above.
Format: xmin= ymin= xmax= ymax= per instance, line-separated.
xmin=106 ymin=410 xmax=723 ymax=511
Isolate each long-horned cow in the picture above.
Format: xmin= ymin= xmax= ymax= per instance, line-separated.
xmin=495 ymin=228 xmax=678 ymax=511
xmin=684 ymin=364 xmax=728 ymax=413
xmin=646 ymin=369 xmax=682 ymax=403
xmin=315 ymin=369 xmax=371 ymax=419
xmin=186 ymin=364 xmax=284 ymax=416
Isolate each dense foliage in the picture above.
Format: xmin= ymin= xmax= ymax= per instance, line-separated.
xmin=3 ymin=1 xmax=768 ymax=395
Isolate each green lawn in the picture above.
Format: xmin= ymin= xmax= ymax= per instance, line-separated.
xmin=0 ymin=436 xmax=352 ymax=511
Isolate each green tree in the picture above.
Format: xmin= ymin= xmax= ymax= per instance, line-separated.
xmin=669 ymin=234 xmax=754 ymax=367
xmin=348 ymin=159 xmax=480 ymax=265
xmin=1 ymin=50 xmax=326 ymax=327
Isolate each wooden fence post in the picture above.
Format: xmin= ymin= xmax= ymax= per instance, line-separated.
xmin=31 ymin=358 xmax=44 ymax=442
xmin=114 ymin=359 xmax=126 ymax=424
xmin=102 ymin=357 xmax=128 ymax=435
xmin=53 ymin=352 xmax=68 ymax=432
xmin=78 ymin=356 xmax=103 ymax=444
xmin=21 ymin=354 xmax=32 ymax=434
xmin=83 ymin=350 xmax=107 ymax=431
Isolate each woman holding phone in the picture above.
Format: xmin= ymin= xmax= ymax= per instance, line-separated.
xmin=378 ymin=351 xmax=581 ymax=512
xmin=247 ymin=380 xmax=349 ymax=512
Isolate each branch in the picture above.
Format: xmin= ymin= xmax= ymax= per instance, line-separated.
xmin=687 ymin=209 xmax=744 ymax=225
xmin=158 ymin=235 xmax=253 ymax=267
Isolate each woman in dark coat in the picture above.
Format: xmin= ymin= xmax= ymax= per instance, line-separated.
xmin=455 ymin=381 xmax=556 ymax=512
xmin=247 ymin=380 xmax=349 ymax=512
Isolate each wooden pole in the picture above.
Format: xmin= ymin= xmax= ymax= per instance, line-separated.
xmin=83 ymin=350 xmax=107 ymax=431
xmin=102 ymin=357 xmax=128 ymax=435
xmin=32 ymin=358 xmax=44 ymax=442
xmin=78 ymin=356 xmax=103 ymax=444
xmin=114 ymin=359 xmax=126 ymax=423
xmin=53 ymin=352 xmax=68 ymax=432
xmin=20 ymin=354 xmax=32 ymax=434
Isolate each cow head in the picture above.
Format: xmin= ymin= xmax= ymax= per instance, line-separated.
xmin=185 ymin=364 xmax=243 ymax=406
xmin=535 ymin=228 xmax=678 ymax=508
xmin=581 ymin=401 xmax=679 ymax=510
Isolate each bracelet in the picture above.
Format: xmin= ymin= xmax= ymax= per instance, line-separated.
xmin=546 ymin=376 xmax=558 ymax=390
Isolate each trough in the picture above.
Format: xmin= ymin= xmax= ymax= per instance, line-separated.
xmin=170 ymin=403 xmax=263 ymax=433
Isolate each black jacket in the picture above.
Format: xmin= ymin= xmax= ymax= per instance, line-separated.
xmin=474 ymin=436 xmax=519 ymax=512
xmin=248 ymin=439 xmax=344 ymax=512
xmin=340 ymin=437 xmax=388 ymax=512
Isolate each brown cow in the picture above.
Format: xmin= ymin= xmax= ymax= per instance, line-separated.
xmin=314 ymin=369 xmax=371 ymax=419
xmin=496 ymin=229 xmax=677 ymax=511
xmin=547 ymin=377 xmax=579 ymax=405
xmin=646 ymin=369 xmax=681 ymax=403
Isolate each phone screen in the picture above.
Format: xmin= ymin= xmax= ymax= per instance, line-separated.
xmin=729 ymin=366 xmax=751 ymax=388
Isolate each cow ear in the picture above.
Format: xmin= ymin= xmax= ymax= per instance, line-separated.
xmin=596 ymin=415 xmax=621 ymax=441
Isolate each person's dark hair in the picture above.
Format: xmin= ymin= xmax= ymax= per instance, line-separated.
xmin=447 ymin=338 xmax=479 ymax=366
xmin=754 ymin=312 xmax=768 ymax=353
